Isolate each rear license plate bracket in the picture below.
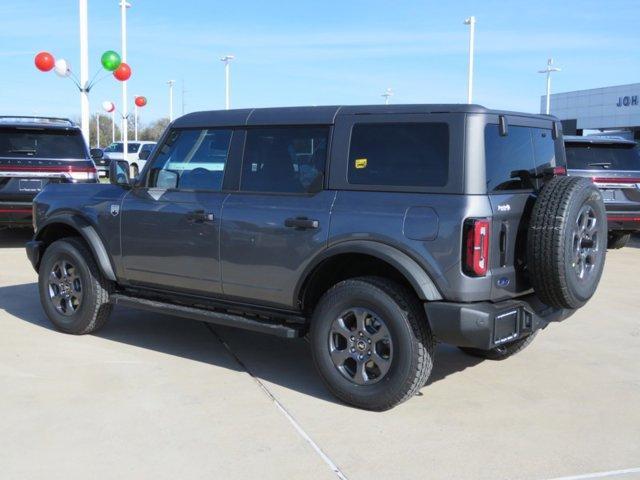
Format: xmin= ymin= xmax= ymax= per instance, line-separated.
xmin=19 ymin=179 xmax=43 ymax=192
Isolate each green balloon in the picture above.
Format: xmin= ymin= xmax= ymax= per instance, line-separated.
xmin=101 ymin=50 xmax=121 ymax=71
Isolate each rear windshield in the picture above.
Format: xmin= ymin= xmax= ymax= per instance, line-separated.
xmin=565 ymin=143 xmax=640 ymax=171
xmin=484 ymin=125 xmax=557 ymax=191
xmin=0 ymin=127 xmax=86 ymax=159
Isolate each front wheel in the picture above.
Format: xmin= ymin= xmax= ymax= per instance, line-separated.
xmin=607 ymin=232 xmax=631 ymax=250
xmin=38 ymin=237 xmax=112 ymax=334
xmin=310 ymin=277 xmax=434 ymax=411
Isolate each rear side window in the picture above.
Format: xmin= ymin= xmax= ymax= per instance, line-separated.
xmin=565 ymin=143 xmax=640 ymax=171
xmin=147 ymin=128 xmax=232 ymax=191
xmin=241 ymin=126 xmax=328 ymax=193
xmin=348 ymin=123 xmax=449 ymax=187
xmin=0 ymin=127 xmax=86 ymax=159
xmin=485 ymin=125 xmax=556 ymax=191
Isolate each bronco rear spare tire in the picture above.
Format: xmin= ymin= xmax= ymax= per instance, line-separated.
xmin=527 ymin=176 xmax=606 ymax=310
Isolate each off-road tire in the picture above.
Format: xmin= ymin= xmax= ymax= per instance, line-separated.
xmin=607 ymin=232 xmax=631 ymax=250
xmin=38 ymin=237 xmax=112 ymax=334
xmin=527 ymin=176 xmax=606 ymax=309
xmin=459 ymin=331 xmax=539 ymax=360
xmin=310 ymin=276 xmax=434 ymax=411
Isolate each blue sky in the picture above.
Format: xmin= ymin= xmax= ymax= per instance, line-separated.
xmin=1 ymin=0 xmax=639 ymax=124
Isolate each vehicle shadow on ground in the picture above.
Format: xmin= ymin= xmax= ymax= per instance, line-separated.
xmin=0 ymin=228 xmax=32 ymax=248
xmin=0 ymin=282 xmax=485 ymax=406
xmin=627 ymin=234 xmax=640 ymax=249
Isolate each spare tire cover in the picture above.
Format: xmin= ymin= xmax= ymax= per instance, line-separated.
xmin=527 ymin=176 xmax=607 ymax=309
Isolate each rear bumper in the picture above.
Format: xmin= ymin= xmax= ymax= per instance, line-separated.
xmin=425 ymin=294 xmax=575 ymax=350
xmin=607 ymin=212 xmax=640 ymax=232
xmin=0 ymin=201 xmax=32 ymax=225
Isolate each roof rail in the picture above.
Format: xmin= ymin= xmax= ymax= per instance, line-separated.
xmin=0 ymin=116 xmax=76 ymax=126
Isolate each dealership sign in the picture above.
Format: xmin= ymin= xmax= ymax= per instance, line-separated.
xmin=617 ymin=95 xmax=638 ymax=107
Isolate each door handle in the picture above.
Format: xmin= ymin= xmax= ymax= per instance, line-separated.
xmin=187 ymin=210 xmax=214 ymax=223
xmin=284 ymin=217 xmax=319 ymax=230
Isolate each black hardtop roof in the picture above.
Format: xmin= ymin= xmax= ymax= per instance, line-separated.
xmin=564 ymin=135 xmax=637 ymax=146
xmin=0 ymin=116 xmax=79 ymax=130
xmin=173 ymin=104 xmax=555 ymax=128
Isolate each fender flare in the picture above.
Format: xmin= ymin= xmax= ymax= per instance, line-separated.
xmin=36 ymin=214 xmax=117 ymax=282
xmin=295 ymin=240 xmax=443 ymax=303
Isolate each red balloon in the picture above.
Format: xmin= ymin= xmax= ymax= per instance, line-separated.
xmin=134 ymin=96 xmax=147 ymax=107
xmin=113 ymin=62 xmax=131 ymax=81
xmin=35 ymin=51 xmax=55 ymax=72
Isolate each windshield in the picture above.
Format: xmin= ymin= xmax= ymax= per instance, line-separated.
xmin=104 ymin=142 xmax=140 ymax=153
xmin=0 ymin=127 xmax=86 ymax=159
xmin=565 ymin=142 xmax=640 ymax=171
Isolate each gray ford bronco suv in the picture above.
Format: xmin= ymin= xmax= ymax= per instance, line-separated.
xmin=26 ymin=105 xmax=607 ymax=410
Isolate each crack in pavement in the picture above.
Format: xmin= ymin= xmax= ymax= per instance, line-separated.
xmin=202 ymin=322 xmax=348 ymax=480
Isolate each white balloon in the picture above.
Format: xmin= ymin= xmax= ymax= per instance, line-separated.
xmin=102 ymin=101 xmax=115 ymax=113
xmin=54 ymin=58 xmax=71 ymax=77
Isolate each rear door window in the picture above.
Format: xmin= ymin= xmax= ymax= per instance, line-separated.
xmin=565 ymin=143 xmax=640 ymax=171
xmin=240 ymin=126 xmax=328 ymax=193
xmin=347 ymin=123 xmax=449 ymax=187
xmin=147 ymin=128 xmax=232 ymax=191
xmin=0 ymin=127 xmax=86 ymax=159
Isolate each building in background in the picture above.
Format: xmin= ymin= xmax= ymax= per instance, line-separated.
xmin=543 ymin=83 xmax=640 ymax=139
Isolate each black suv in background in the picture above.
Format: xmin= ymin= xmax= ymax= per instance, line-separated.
xmin=565 ymin=135 xmax=640 ymax=249
xmin=0 ymin=117 xmax=98 ymax=228
xmin=26 ymin=105 xmax=607 ymax=410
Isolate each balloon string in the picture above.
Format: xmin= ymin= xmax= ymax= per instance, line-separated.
xmin=88 ymin=71 xmax=113 ymax=91
xmin=86 ymin=67 xmax=105 ymax=91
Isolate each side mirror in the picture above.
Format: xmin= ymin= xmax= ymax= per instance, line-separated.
xmin=138 ymin=149 xmax=150 ymax=161
xmin=90 ymin=148 xmax=104 ymax=159
xmin=109 ymin=160 xmax=131 ymax=186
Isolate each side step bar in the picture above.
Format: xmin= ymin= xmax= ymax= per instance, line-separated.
xmin=110 ymin=294 xmax=304 ymax=339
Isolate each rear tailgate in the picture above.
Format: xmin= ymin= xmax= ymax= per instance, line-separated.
xmin=569 ymin=169 xmax=640 ymax=222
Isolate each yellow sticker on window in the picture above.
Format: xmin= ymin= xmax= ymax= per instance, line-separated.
xmin=355 ymin=158 xmax=368 ymax=169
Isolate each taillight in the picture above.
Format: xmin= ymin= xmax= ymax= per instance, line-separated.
xmin=592 ymin=177 xmax=640 ymax=189
xmin=463 ymin=218 xmax=490 ymax=277
xmin=552 ymin=166 xmax=567 ymax=176
xmin=68 ymin=165 xmax=98 ymax=182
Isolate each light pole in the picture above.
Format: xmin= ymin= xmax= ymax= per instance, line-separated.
xmin=381 ymin=88 xmax=393 ymax=105
xmin=167 ymin=80 xmax=175 ymax=121
xmin=79 ymin=0 xmax=90 ymax=143
xmin=538 ymin=58 xmax=561 ymax=115
xmin=119 ymin=1 xmax=131 ymax=160
xmin=133 ymin=96 xmax=139 ymax=140
xmin=463 ymin=16 xmax=476 ymax=104
xmin=96 ymin=114 xmax=100 ymax=148
xmin=220 ymin=55 xmax=234 ymax=110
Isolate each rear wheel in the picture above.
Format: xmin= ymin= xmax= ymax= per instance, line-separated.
xmin=459 ymin=331 xmax=539 ymax=360
xmin=310 ymin=277 xmax=434 ymax=411
xmin=38 ymin=237 xmax=112 ymax=334
xmin=607 ymin=232 xmax=631 ymax=250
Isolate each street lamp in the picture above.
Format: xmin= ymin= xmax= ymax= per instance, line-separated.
xmin=167 ymin=80 xmax=175 ymax=121
xmin=381 ymin=88 xmax=393 ymax=105
xmin=79 ymin=0 xmax=90 ymax=143
xmin=463 ymin=16 xmax=476 ymax=104
xmin=538 ymin=58 xmax=561 ymax=115
xmin=119 ymin=0 xmax=131 ymax=160
xmin=220 ymin=55 xmax=235 ymax=110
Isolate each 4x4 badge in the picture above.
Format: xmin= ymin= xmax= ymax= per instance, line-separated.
xmin=110 ymin=204 xmax=120 ymax=217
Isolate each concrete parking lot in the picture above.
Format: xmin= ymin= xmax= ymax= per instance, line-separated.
xmin=1 ymin=228 xmax=639 ymax=480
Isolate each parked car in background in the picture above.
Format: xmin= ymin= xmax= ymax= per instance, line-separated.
xmin=0 ymin=116 xmax=97 ymax=228
xmin=565 ymin=135 xmax=640 ymax=248
xmin=102 ymin=141 xmax=156 ymax=177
